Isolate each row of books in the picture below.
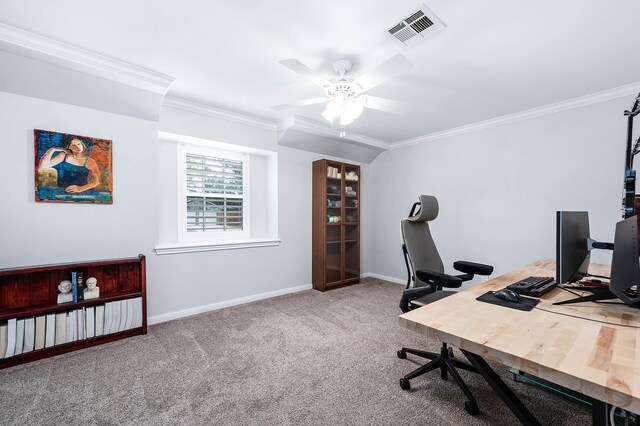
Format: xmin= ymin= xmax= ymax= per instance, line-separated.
xmin=0 ymin=297 xmax=143 ymax=359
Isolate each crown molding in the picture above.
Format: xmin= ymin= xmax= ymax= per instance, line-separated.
xmin=163 ymin=96 xmax=278 ymax=131
xmin=0 ymin=23 xmax=174 ymax=94
xmin=280 ymin=116 xmax=392 ymax=151
xmin=392 ymin=81 xmax=640 ymax=149
xmin=157 ymin=130 xmax=277 ymax=157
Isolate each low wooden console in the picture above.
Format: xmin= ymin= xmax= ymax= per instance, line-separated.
xmin=0 ymin=255 xmax=147 ymax=368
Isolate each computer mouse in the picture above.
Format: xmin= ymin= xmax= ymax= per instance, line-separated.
xmin=493 ymin=289 xmax=520 ymax=303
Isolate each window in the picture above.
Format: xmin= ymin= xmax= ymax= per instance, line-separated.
xmin=155 ymin=131 xmax=280 ymax=255
xmin=178 ymin=144 xmax=249 ymax=242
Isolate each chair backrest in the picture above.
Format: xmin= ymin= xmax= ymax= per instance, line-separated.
xmin=401 ymin=195 xmax=444 ymax=288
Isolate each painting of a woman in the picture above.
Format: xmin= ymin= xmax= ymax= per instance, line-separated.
xmin=34 ymin=130 xmax=112 ymax=204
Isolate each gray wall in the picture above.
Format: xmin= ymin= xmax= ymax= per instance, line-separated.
xmin=0 ymin=90 xmax=370 ymax=324
xmin=0 ymin=91 xmax=158 ymax=268
xmin=149 ymin=105 xmax=371 ymax=321
xmin=2 ymin=84 xmax=632 ymax=322
xmin=367 ymin=96 xmax=632 ymax=286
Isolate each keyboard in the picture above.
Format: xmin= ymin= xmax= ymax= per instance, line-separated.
xmin=506 ymin=276 xmax=556 ymax=297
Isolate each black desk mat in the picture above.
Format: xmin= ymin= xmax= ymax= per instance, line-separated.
xmin=476 ymin=291 xmax=539 ymax=311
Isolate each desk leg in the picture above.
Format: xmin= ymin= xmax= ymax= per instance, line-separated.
xmin=590 ymin=399 xmax=609 ymax=426
xmin=460 ymin=350 xmax=540 ymax=426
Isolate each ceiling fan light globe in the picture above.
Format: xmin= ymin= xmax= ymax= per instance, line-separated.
xmin=340 ymin=115 xmax=354 ymax=126
xmin=344 ymin=100 xmax=363 ymax=119
xmin=326 ymin=99 xmax=341 ymax=115
xmin=321 ymin=109 xmax=336 ymax=123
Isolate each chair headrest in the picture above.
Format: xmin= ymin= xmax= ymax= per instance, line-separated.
xmin=408 ymin=195 xmax=439 ymax=222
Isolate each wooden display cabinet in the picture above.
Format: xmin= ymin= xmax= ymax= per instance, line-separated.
xmin=0 ymin=255 xmax=147 ymax=368
xmin=312 ymin=159 xmax=360 ymax=291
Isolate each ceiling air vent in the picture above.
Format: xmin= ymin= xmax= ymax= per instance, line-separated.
xmin=388 ymin=4 xmax=445 ymax=46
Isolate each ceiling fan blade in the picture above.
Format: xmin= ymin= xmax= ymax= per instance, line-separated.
xmin=353 ymin=54 xmax=414 ymax=93
xmin=271 ymin=97 xmax=328 ymax=110
xmin=279 ymin=59 xmax=332 ymax=88
xmin=361 ymin=95 xmax=412 ymax=115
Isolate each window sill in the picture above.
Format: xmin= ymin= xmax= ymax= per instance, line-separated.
xmin=154 ymin=238 xmax=281 ymax=255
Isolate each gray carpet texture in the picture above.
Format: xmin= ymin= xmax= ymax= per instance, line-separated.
xmin=0 ymin=278 xmax=590 ymax=425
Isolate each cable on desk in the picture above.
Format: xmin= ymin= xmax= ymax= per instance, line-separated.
xmin=585 ymin=272 xmax=610 ymax=280
xmin=558 ymin=286 xmax=631 ymax=306
xmin=557 ymin=285 xmax=583 ymax=298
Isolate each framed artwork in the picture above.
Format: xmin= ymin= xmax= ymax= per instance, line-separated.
xmin=34 ymin=129 xmax=113 ymax=204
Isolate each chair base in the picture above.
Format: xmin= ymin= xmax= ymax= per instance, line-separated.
xmin=398 ymin=342 xmax=480 ymax=415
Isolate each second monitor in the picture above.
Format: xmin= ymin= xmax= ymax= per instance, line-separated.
xmin=553 ymin=211 xmax=640 ymax=307
xmin=556 ymin=211 xmax=615 ymax=285
xmin=556 ymin=211 xmax=590 ymax=285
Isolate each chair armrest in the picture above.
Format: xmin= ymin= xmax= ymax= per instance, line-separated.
xmin=453 ymin=261 xmax=494 ymax=276
xmin=399 ymin=287 xmax=434 ymax=313
xmin=416 ymin=269 xmax=463 ymax=288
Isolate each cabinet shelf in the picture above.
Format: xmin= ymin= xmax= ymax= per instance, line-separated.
xmin=313 ymin=159 xmax=360 ymax=292
xmin=0 ymin=328 xmax=143 ymax=369
xmin=0 ymin=291 xmax=142 ymax=321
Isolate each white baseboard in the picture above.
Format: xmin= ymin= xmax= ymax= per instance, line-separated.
xmin=361 ymin=272 xmax=406 ymax=285
xmin=147 ymin=284 xmax=312 ymax=325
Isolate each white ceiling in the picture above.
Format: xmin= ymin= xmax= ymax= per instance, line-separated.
xmin=1 ymin=0 xmax=639 ymax=144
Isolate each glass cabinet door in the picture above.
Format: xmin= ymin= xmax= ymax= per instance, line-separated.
xmin=325 ymin=225 xmax=342 ymax=284
xmin=344 ymin=224 xmax=359 ymax=280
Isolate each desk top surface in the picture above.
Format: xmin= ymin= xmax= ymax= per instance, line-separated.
xmin=399 ymin=259 xmax=640 ymax=412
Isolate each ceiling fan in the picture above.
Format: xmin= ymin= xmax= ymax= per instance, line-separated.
xmin=271 ymin=54 xmax=414 ymax=135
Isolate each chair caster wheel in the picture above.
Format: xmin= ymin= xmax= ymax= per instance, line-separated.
xmin=465 ymin=401 xmax=479 ymax=415
xmin=399 ymin=378 xmax=411 ymax=390
xmin=448 ymin=347 xmax=454 ymax=358
xmin=397 ymin=350 xmax=407 ymax=359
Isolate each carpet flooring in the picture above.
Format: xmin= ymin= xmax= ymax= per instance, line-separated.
xmin=0 ymin=278 xmax=590 ymax=425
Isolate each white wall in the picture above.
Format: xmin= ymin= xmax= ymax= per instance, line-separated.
xmin=0 ymin=89 xmax=370 ymax=324
xmin=149 ymin=106 xmax=370 ymax=321
xmin=0 ymin=50 xmax=164 ymax=121
xmin=2 ymin=85 xmax=631 ymax=322
xmin=368 ymin=96 xmax=632 ymax=285
xmin=0 ymin=91 xmax=158 ymax=267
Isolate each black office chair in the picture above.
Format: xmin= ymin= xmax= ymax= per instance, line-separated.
xmin=398 ymin=195 xmax=494 ymax=415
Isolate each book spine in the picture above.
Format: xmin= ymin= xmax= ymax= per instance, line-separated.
xmin=5 ymin=318 xmax=16 ymax=357
xmin=71 ymin=271 xmax=78 ymax=303
xmin=76 ymin=272 xmax=84 ymax=302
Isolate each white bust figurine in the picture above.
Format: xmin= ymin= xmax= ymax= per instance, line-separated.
xmin=57 ymin=280 xmax=73 ymax=303
xmin=84 ymin=277 xmax=99 ymax=300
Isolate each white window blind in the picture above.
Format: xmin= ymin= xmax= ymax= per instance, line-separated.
xmin=185 ymin=153 xmax=244 ymax=232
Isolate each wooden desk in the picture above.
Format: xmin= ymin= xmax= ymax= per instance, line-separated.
xmin=399 ymin=259 xmax=640 ymax=425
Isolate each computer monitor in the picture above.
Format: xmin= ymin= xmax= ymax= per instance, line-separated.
xmin=556 ymin=211 xmax=590 ymax=284
xmin=553 ymin=214 xmax=635 ymax=307
xmin=610 ymin=215 xmax=640 ymax=306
